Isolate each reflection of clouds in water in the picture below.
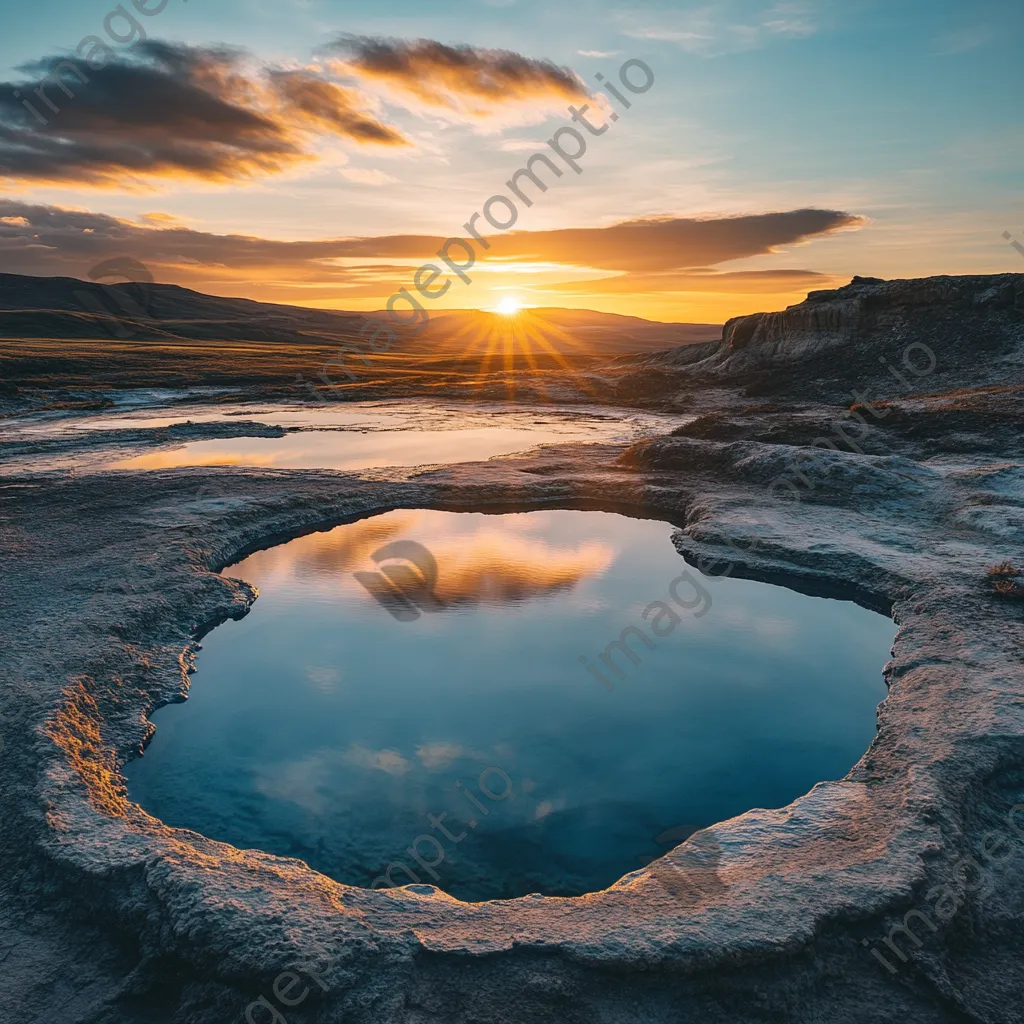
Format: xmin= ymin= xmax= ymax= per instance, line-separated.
xmin=343 ymin=744 xmax=411 ymax=776
xmin=230 ymin=513 xmax=422 ymax=580
xmin=428 ymin=530 xmax=614 ymax=607
xmin=232 ymin=511 xmax=615 ymax=608
xmin=114 ymin=449 xmax=278 ymax=470
xmin=720 ymin=606 xmax=750 ymax=628
xmin=255 ymin=744 xmax=411 ymax=815
xmin=416 ymin=742 xmax=479 ymax=768
xmin=487 ymin=510 xmax=556 ymax=534
xmin=719 ymin=604 xmax=798 ymax=645
xmin=753 ymin=616 xmax=797 ymax=640
xmin=306 ymin=666 xmax=342 ymax=693
xmin=255 ymin=749 xmax=338 ymax=815
xmin=562 ymin=594 xmax=613 ymax=614
xmin=256 ymin=738 xmax=499 ymax=819
xmin=533 ymin=795 xmax=567 ymax=821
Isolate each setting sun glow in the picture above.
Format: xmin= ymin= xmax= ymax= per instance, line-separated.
xmin=496 ymin=296 xmax=522 ymax=316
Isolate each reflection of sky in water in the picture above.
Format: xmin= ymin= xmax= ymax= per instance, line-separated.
xmin=64 ymin=399 xmax=670 ymax=436
xmin=105 ymin=426 xmax=616 ymax=471
xmin=125 ymin=510 xmax=894 ymax=901
xmin=4 ymin=398 xmax=679 ymax=474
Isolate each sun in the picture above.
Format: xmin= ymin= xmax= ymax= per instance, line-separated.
xmin=495 ymin=296 xmax=522 ymax=316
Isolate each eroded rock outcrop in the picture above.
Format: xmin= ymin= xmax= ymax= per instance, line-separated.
xmin=706 ymin=273 xmax=1024 ymax=378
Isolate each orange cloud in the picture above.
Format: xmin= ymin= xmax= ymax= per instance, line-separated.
xmin=475 ymin=211 xmax=865 ymax=273
xmin=326 ymin=35 xmax=588 ymax=123
xmin=268 ymin=70 xmax=408 ymax=146
xmin=137 ymin=212 xmax=183 ymax=226
xmin=547 ymin=268 xmax=843 ymax=295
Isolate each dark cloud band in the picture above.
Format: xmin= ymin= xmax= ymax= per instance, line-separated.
xmin=0 ymin=199 xmax=862 ymax=301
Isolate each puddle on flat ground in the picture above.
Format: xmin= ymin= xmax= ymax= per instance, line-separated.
xmin=125 ymin=509 xmax=894 ymax=901
xmin=2 ymin=399 xmax=679 ymax=474
xmin=105 ymin=425 xmax=622 ymax=471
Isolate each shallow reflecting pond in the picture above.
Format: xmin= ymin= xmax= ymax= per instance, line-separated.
xmin=125 ymin=510 xmax=894 ymax=901
xmin=2 ymin=399 xmax=677 ymax=475
xmin=105 ymin=425 xmax=614 ymax=471
xmin=102 ymin=402 xmax=674 ymax=471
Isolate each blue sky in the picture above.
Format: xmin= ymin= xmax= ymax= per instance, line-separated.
xmin=1 ymin=0 xmax=1022 ymax=320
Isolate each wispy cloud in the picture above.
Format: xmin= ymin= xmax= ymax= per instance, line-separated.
xmin=306 ymin=666 xmax=342 ymax=693
xmin=497 ymin=138 xmax=548 ymax=152
xmin=615 ymin=2 xmax=818 ymax=57
xmin=338 ymin=166 xmax=400 ymax=185
xmin=931 ymin=25 xmax=991 ymax=56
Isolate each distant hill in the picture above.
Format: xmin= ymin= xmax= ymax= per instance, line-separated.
xmin=0 ymin=273 xmax=720 ymax=358
xmin=0 ymin=272 xmax=368 ymax=347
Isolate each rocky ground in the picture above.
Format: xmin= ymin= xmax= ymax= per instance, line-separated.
xmin=0 ymin=274 xmax=1022 ymax=1023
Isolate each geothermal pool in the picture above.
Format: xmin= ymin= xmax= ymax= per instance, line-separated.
xmin=125 ymin=509 xmax=895 ymax=901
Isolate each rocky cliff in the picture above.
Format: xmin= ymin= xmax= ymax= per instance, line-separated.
xmin=684 ymin=273 xmax=1024 ymax=396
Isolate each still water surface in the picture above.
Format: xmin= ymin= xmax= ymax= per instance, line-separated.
xmin=2 ymin=399 xmax=677 ymax=474
xmin=126 ymin=509 xmax=894 ymax=901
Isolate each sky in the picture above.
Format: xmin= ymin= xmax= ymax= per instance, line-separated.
xmin=1 ymin=0 xmax=1022 ymax=323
